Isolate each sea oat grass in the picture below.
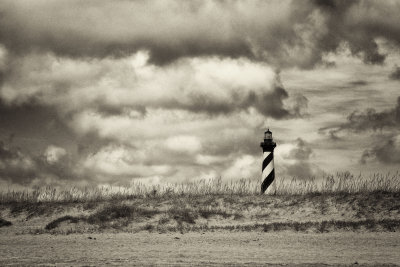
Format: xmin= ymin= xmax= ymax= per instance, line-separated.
xmin=1 ymin=172 xmax=399 ymax=203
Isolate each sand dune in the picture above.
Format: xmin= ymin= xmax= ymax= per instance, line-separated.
xmin=1 ymin=192 xmax=399 ymax=265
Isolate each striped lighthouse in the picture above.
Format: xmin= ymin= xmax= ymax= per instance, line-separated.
xmin=260 ymin=129 xmax=277 ymax=194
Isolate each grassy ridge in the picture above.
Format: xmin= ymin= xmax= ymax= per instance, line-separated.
xmin=1 ymin=191 xmax=399 ymax=234
xmin=1 ymin=172 xmax=399 ymax=203
xmin=0 ymin=172 xmax=399 ymax=234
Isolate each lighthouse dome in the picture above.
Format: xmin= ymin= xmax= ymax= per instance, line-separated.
xmin=264 ymin=129 xmax=272 ymax=140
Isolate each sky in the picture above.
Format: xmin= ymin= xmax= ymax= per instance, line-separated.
xmin=0 ymin=0 xmax=400 ymax=188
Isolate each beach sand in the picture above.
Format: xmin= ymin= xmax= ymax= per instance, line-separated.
xmin=1 ymin=231 xmax=399 ymax=266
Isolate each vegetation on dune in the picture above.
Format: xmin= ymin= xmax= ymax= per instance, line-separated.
xmin=0 ymin=172 xmax=399 ymax=234
xmin=45 ymin=215 xmax=80 ymax=230
xmin=17 ymin=190 xmax=397 ymax=234
xmin=87 ymin=204 xmax=159 ymax=228
xmin=0 ymin=218 xmax=12 ymax=227
xmin=1 ymin=172 xmax=399 ymax=203
xmin=43 ymin=214 xmax=400 ymax=234
xmin=187 ymin=219 xmax=400 ymax=233
xmin=43 ymin=202 xmax=245 ymax=232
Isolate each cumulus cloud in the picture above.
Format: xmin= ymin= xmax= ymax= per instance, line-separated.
xmin=0 ymin=52 xmax=304 ymax=119
xmin=81 ymin=142 xmax=242 ymax=183
xmin=72 ymin=110 xmax=265 ymax=183
xmin=0 ymin=0 xmax=399 ymax=67
xmin=0 ymin=51 xmax=307 ymax=184
xmin=1 ymin=0 xmax=399 ymax=186
xmin=82 ymin=145 xmax=172 ymax=182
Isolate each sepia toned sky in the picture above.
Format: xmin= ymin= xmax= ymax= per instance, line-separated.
xmin=1 ymin=0 xmax=400 ymax=187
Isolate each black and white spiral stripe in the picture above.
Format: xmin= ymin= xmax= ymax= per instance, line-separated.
xmin=261 ymin=151 xmax=275 ymax=194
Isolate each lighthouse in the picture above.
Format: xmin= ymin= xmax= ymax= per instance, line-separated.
xmin=260 ymin=129 xmax=276 ymax=194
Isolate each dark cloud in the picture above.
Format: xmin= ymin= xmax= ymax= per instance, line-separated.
xmin=361 ymin=135 xmax=400 ymax=164
xmin=0 ymin=141 xmax=36 ymax=183
xmin=178 ymin=83 xmax=306 ymax=119
xmin=0 ymin=140 xmax=80 ymax=185
xmin=99 ymin=79 xmax=306 ymax=119
xmin=253 ymin=85 xmax=290 ymax=118
xmin=129 ymin=84 xmax=293 ymax=119
xmin=389 ymin=65 xmax=400 ymax=80
xmin=314 ymin=0 xmax=392 ymax=65
xmin=349 ymin=80 xmax=368 ymax=86
xmin=372 ymin=138 xmax=400 ymax=164
xmin=320 ymin=96 xmax=400 ymax=166
xmin=0 ymin=101 xmax=76 ymax=151
xmin=0 ymin=0 xmax=399 ymax=67
xmin=322 ymin=97 xmax=400 ymax=136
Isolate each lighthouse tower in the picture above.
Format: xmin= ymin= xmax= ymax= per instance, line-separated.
xmin=260 ymin=129 xmax=277 ymax=194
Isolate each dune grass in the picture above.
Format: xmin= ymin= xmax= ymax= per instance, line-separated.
xmin=1 ymin=171 xmax=399 ymax=203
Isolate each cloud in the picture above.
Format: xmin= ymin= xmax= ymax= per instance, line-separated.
xmin=81 ymin=142 xmax=256 ymax=184
xmin=349 ymin=80 xmax=368 ymax=86
xmin=1 ymin=0 xmax=399 ymax=67
xmin=82 ymin=145 xmax=172 ymax=182
xmin=389 ymin=65 xmax=400 ymax=80
xmin=328 ymin=96 xmax=400 ymax=133
xmin=195 ymin=154 xmax=225 ymax=166
xmin=318 ymin=95 xmax=400 ymax=167
xmin=276 ymin=138 xmax=318 ymax=179
xmin=0 ymin=140 xmax=80 ymax=185
xmin=286 ymin=138 xmax=313 ymax=160
xmin=0 ymin=52 xmax=304 ymax=119
xmin=0 ymin=141 xmax=36 ymax=183
xmin=222 ymin=155 xmax=258 ymax=180
xmin=44 ymin=145 xmax=67 ymax=164
xmin=361 ymin=134 xmax=400 ymax=164
xmin=2 ymin=0 xmax=399 ymax=186
xmin=165 ymin=136 xmax=202 ymax=154
xmin=70 ymin=109 xmax=265 ymax=183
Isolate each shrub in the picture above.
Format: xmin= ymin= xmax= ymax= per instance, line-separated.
xmin=45 ymin=215 xmax=80 ymax=230
xmin=86 ymin=204 xmax=159 ymax=227
xmin=0 ymin=218 xmax=12 ymax=227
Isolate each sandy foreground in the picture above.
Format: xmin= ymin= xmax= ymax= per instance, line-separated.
xmin=0 ymin=231 xmax=399 ymax=266
xmin=1 ymin=192 xmax=399 ymax=265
